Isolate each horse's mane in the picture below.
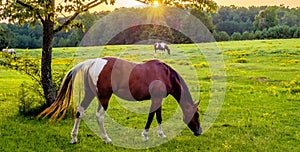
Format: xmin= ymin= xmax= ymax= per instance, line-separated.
xmin=162 ymin=62 xmax=194 ymax=104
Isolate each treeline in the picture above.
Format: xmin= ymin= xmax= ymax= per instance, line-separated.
xmin=212 ymin=5 xmax=300 ymax=41
xmin=214 ymin=25 xmax=300 ymax=41
xmin=0 ymin=5 xmax=299 ymax=49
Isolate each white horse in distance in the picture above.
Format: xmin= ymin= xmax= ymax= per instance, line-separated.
xmin=1 ymin=48 xmax=16 ymax=55
xmin=154 ymin=42 xmax=170 ymax=55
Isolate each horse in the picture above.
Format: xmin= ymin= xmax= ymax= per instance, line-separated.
xmin=154 ymin=42 xmax=170 ymax=55
xmin=1 ymin=49 xmax=16 ymax=57
xmin=38 ymin=57 xmax=202 ymax=144
xmin=1 ymin=48 xmax=16 ymax=55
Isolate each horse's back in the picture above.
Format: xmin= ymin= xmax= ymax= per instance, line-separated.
xmin=131 ymin=59 xmax=172 ymax=100
xmin=97 ymin=57 xmax=137 ymax=99
xmin=97 ymin=57 xmax=172 ymax=101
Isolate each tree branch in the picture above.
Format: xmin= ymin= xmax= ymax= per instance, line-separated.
xmin=83 ymin=2 xmax=103 ymax=11
xmin=54 ymin=0 xmax=105 ymax=34
xmin=16 ymin=0 xmax=45 ymax=23
xmin=135 ymin=0 xmax=151 ymax=4
xmin=54 ymin=12 xmax=79 ymax=34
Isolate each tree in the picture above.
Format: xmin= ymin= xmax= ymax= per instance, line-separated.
xmin=254 ymin=7 xmax=279 ymax=30
xmin=0 ymin=0 xmax=117 ymax=106
xmin=189 ymin=8 xmax=215 ymax=32
xmin=0 ymin=24 xmax=15 ymax=49
xmin=214 ymin=31 xmax=230 ymax=41
xmin=212 ymin=6 xmax=261 ymax=34
xmin=241 ymin=31 xmax=254 ymax=40
xmin=231 ymin=32 xmax=242 ymax=40
xmin=0 ymin=0 xmax=217 ymax=106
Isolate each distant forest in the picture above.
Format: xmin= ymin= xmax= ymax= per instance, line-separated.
xmin=0 ymin=5 xmax=300 ymax=49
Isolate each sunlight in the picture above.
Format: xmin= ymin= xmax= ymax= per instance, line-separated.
xmin=153 ymin=0 xmax=160 ymax=8
xmin=147 ymin=1 xmax=166 ymax=25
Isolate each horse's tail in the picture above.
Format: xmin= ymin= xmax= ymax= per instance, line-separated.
xmin=38 ymin=59 xmax=96 ymax=120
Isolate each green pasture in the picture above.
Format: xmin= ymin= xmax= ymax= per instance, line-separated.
xmin=0 ymin=39 xmax=300 ymax=151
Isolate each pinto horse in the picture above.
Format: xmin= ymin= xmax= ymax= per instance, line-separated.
xmin=39 ymin=57 xmax=202 ymax=143
xmin=1 ymin=48 xmax=16 ymax=56
xmin=154 ymin=42 xmax=170 ymax=55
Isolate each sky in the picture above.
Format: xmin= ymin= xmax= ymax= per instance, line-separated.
xmin=91 ymin=0 xmax=299 ymax=11
xmin=1 ymin=0 xmax=298 ymax=23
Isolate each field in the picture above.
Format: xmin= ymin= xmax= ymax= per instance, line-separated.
xmin=0 ymin=39 xmax=300 ymax=151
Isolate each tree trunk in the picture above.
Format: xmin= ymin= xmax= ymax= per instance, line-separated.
xmin=41 ymin=19 xmax=56 ymax=105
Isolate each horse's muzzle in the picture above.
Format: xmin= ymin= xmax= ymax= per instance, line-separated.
xmin=194 ymin=128 xmax=202 ymax=136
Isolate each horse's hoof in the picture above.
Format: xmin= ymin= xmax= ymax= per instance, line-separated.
xmin=105 ymin=140 xmax=112 ymax=144
xmin=103 ymin=137 xmax=112 ymax=144
xmin=70 ymin=139 xmax=77 ymax=144
xmin=143 ymin=136 xmax=149 ymax=142
xmin=142 ymin=130 xmax=149 ymax=142
xmin=159 ymin=133 xmax=167 ymax=139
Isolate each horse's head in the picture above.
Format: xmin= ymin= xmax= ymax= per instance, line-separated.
xmin=184 ymin=102 xmax=202 ymax=136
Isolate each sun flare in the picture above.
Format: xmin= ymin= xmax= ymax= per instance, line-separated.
xmin=153 ymin=0 xmax=160 ymax=8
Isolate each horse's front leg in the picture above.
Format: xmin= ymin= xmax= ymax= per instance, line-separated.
xmin=142 ymin=98 xmax=162 ymax=141
xmin=142 ymin=112 xmax=155 ymax=141
xmin=155 ymin=106 xmax=166 ymax=138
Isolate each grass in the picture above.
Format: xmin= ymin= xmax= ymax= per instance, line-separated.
xmin=1 ymin=39 xmax=300 ymax=151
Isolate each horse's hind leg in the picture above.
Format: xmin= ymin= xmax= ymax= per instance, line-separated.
xmin=70 ymin=93 xmax=95 ymax=143
xmin=70 ymin=75 xmax=96 ymax=144
xmin=96 ymin=97 xmax=112 ymax=143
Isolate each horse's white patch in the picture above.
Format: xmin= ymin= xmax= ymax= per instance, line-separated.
xmin=155 ymin=42 xmax=166 ymax=49
xmin=155 ymin=43 xmax=159 ymax=48
xmin=88 ymin=58 xmax=107 ymax=86
xmin=160 ymin=42 xmax=166 ymax=48
xmin=77 ymin=105 xmax=85 ymax=118
xmin=96 ymin=107 xmax=112 ymax=143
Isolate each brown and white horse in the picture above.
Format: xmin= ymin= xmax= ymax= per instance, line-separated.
xmin=39 ymin=57 xmax=201 ymax=143
xmin=154 ymin=42 xmax=170 ymax=55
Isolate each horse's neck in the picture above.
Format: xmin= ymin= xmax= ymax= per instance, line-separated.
xmin=178 ymin=91 xmax=194 ymax=112
xmin=170 ymin=73 xmax=194 ymax=113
